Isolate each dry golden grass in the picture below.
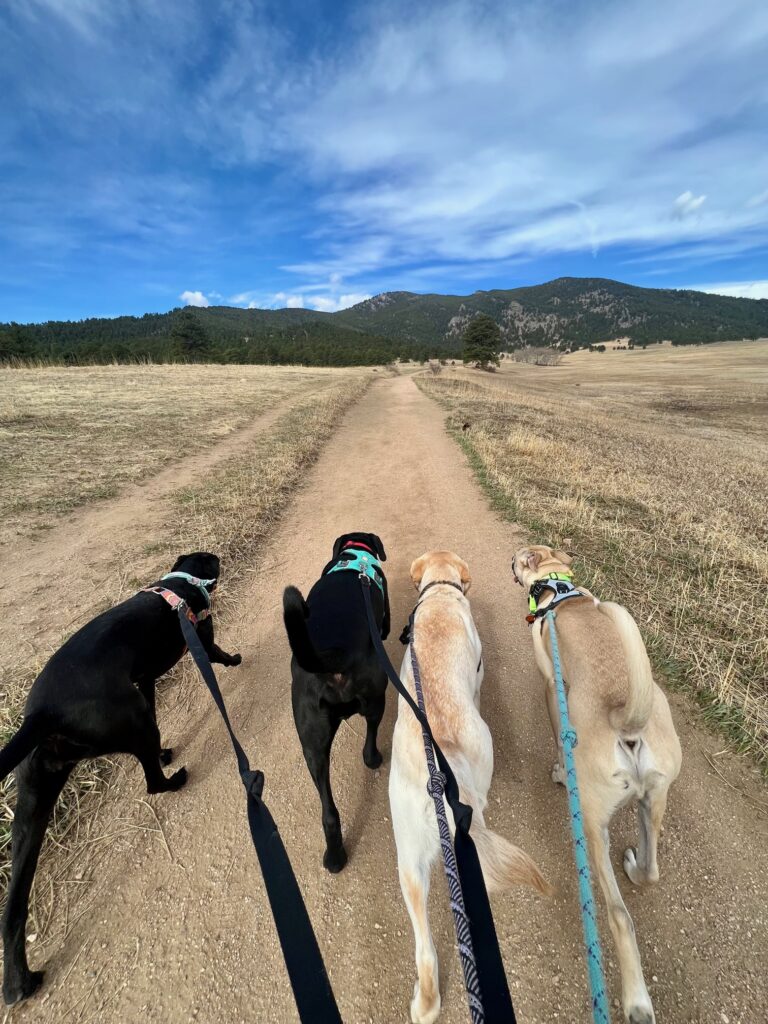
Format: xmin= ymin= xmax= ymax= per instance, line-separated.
xmin=0 ymin=368 xmax=367 ymax=945
xmin=420 ymin=340 xmax=768 ymax=769
xmin=0 ymin=363 xmax=354 ymax=544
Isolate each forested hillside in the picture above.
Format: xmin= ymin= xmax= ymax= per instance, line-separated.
xmin=2 ymin=278 xmax=766 ymax=365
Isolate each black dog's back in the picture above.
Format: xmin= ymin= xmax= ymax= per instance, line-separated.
xmin=283 ymin=573 xmax=379 ymax=675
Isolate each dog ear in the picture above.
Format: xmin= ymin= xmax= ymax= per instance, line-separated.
xmin=526 ymin=551 xmax=542 ymax=571
xmin=459 ymin=559 xmax=472 ymax=594
xmin=553 ymin=549 xmax=573 ymax=567
xmin=369 ymin=534 xmax=387 ymax=562
xmin=410 ymin=554 xmax=428 ymax=588
xmin=332 ymin=535 xmax=349 ymax=561
xmin=171 ymin=554 xmax=190 ymax=572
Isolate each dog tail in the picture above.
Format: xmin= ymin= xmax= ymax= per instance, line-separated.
xmin=282 ymin=586 xmax=346 ymax=674
xmin=444 ymin=747 xmax=552 ymax=897
xmin=597 ymin=600 xmax=655 ymax=734
xmin=0 ymin=714 xmax=46 ymax=781
xmin=472 ymin=824 xmax=553 ymax=896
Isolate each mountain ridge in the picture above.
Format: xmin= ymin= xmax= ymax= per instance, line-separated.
xmin=2 ymin=277 xmax=766 ymax=364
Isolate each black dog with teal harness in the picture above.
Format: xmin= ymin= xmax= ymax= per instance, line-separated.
xmin=283 ymin=532 xmax=390 ymax=873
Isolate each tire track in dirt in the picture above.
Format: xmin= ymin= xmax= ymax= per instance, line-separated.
xmin=6 ymin=376 xmax=767 ymax=1024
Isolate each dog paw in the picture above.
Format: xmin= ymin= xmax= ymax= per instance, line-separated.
xmin=228 ymin=653 xmax=242 ymax=667
xmin=323 ymin=845 xmax=348 ymax=874
xmin=623 ymin=847 xmax=642 ymax=884
xmin=551 ymin=761 xmax=566 ymax=786
xmin=160 ymin=747 xmax=173 ymax=765
xmin=168 ymin=767 xmax=188 ymax=791
xmin=627 ymin=1004 xmax=655 ymax=1024
xmin=410 ymin=983 xmax=441 ymax=1024
xmin=3 ymin=970 xmax=44 ymax=1005
xmin=363 ymin=747 xmax=383 ymax=770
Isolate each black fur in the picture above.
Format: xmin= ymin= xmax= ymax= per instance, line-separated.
xmin=0 ymin=553 xmax=241 ymax=1005
xmin=283 ymin=532 xmax=390 ymax=873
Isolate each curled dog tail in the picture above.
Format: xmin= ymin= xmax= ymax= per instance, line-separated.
xmin=472 ymin=824 xmax=553 ymax=896
xmin=597 ymin=600 xmax=655 ymax=734
xmin=0 ymin=715 xmax=46 ymax=782
xmin=282 ymin=586 xmax=347 ymax=674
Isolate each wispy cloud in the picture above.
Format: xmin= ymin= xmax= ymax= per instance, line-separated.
xmin=695 ymin=280 xmax=768 ymax=300
xmin=1 ymin=0 xmax=768 ymax=321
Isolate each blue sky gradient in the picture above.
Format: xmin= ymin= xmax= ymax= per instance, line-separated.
xmin=1 ymin=0 xmax=767 ymax=322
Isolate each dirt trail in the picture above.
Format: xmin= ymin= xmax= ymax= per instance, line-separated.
xmin=7 ymin=376 xmax=768 ymax=1024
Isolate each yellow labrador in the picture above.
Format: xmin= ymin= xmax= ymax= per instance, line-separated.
xmin=512 ymin=544 xmax=682 ymax=1024
xmin=389 ymin=550 xmax=550 ymax=1024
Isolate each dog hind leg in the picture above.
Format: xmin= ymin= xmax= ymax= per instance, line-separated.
xmin=2 ymin=752 xmax=72 ymax=1005
xmin=585 ymin=813 xmax=655 ymax=1023
xmin=624 ymin=785 xmax=668 ymax=886
xmin=296 ymin=710 xmax=346 ymax=873
xmin=361 ymin=690 xmax=385 ymax=769
xmin=390 ymin=768 xmax=441 ymax=1024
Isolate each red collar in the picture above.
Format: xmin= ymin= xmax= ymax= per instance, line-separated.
xmin=343 ymin=540 xmax=375 ymax=555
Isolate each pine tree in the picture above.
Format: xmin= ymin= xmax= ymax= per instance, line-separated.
xmin=170 ymin=308 xmax=211 ymax=361
xmin=462 ymin=314 xmax=501 ymax=369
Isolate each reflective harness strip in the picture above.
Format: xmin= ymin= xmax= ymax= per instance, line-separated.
xmin=324 ymin=545 xmax=384 ymax=593
xmin=527 ymin=572 xmax=584 ymax=624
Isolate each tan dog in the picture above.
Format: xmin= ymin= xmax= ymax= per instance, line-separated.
xmin=389 ymin=550 xmax=550 ymax=1024
xmin=512 ymin=544 xmax=682 ymax=1024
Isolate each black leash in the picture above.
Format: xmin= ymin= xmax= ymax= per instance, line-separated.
xmin=177 ymin=607 xmax=343 ymax=1024
xmin=360 ymin=578 xmax=517 ymax=1024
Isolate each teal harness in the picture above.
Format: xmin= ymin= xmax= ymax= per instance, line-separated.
xmin=325 ymin=547 xmax=384 ymax=594
xmin=161 ymin=571 xmax=216 ymax=608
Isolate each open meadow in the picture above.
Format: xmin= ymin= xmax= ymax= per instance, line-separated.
xmin=0 ymin=357 xmax=766 ymax=1022
xmin=420 ymin=340 xmax=768 ymax=770
xmin=0 ymin=363 xmax=370 ymax=941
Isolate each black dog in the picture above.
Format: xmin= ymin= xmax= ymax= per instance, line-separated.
xmin=283 ymin=532 xmax=390 ymax=873
xmin=0 ymin=552 xmax=240 ymax=1005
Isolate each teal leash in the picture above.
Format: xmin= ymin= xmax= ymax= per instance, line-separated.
xmin=546 ymin=609 xmax=611 ymax=1024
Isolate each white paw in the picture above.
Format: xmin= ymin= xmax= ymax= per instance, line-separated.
xmin=411 ymin=982 xmax=441 ymax=1024
xmin=623 ymin=846 xmax=641 ymax=884
xmin=626 ymin=1001 xmax=655 ymax=1024
xmin=551 ymin=761 xmax=566 ymax=786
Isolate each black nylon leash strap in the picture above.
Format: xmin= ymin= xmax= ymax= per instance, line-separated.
xmin=360 ymin=579 xmax=516 ymax=1024
xmin=177 ymin=608 xmax=343 ymax=1024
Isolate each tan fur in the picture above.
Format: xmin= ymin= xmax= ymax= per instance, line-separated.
xmin=390 ymin=550 xmax=550 ymax=1023
xmin=513 ymin=544 xmax=682 ymax=1024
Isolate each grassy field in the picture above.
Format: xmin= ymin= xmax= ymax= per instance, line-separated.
xmin=0 ymin=364 xmax=353 ymax=545
xmin=0 ymin=364 xmax=368 ymax=939
xmin=420 ymin=340 xmax=768 ymax=770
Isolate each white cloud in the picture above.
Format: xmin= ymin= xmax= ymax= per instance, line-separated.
xmin=179 ymin=289 xmax=210 ymax=307
xmin=696 ymin=280 xmax=768 ymax=300
xmin=673 ymin=191 xmax=707 ymax=219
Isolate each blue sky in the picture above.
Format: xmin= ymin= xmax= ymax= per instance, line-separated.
xmin=1 ymin=0 xmax=767 ymax=323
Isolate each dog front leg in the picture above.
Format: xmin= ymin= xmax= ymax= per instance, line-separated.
xmin=197 ymin=620 xmax=241 ymax=667
xmin=137 ymin=678 xmax=172 ymax=765
xmin=2 ymin=753 xmax=72 ymax=1005
xmin=544 ymin=677 xmax=566 ymax=785
xmin=586 ymin=817 xmax=655 ymax=1023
